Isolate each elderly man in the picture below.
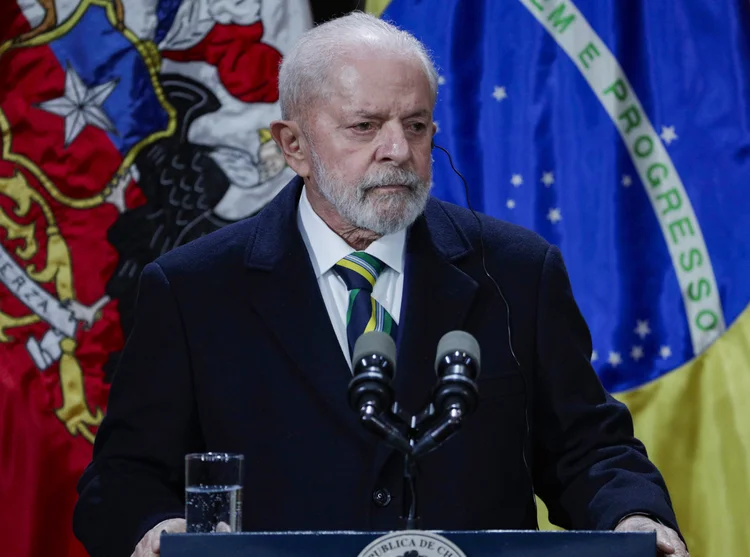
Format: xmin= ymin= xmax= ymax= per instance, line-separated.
xmin=73 ymin=11 xmax=688 ymax=557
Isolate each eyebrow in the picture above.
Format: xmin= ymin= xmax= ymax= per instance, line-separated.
xmin=403 ymin=109 xmax=431 ymax=119
xmin=349 ymin=109 xmax=431 ymax=120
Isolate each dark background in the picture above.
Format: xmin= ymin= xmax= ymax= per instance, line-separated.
xmin=311 ymin=0 xmax=364 ymax=23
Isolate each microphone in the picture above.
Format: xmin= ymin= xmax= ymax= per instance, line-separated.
xmin=433 ymin=330 xmax=481 ymax=416
xmin=411 ymin=331 xmax=481 ymax=458
xmin=349 ymin=331 xmax=411 ymax=454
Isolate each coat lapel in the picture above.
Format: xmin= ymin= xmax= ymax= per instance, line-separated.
xmin=243 ymin=177 xmax=369 ymax=444
xmin=370 ymin=200 xmax=480 ymax=488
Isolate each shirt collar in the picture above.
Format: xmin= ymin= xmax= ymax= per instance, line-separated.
xmin=297 ymin=186 xmax=406 ymax=278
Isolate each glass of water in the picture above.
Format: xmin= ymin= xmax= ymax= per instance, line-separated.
xmin=185 ymin=452 xmax=244 ymax=533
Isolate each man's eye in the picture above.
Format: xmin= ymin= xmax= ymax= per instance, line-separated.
xmin=353 ymin=122 xmax=373 ymax=131
xmin=410 ymin=122 xmax=427 ymax=132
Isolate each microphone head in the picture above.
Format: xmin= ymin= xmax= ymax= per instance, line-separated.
xmin=352 ymin=330 xmax=397 ymax=377
xmin=349 ymin=331 xmax=397 ymax=414
xmin=433 ymin=330 xmax=481 ymax=416
xmin=434 ymin=330 xmax=481 ymax=374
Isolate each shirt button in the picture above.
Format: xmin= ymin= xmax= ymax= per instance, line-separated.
xmin=372 ymin=488 xmax=392 ymax=507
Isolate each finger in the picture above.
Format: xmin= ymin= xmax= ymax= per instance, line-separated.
xmin=152 ymin=519 xmax=187 ymax=553
xmin=132 ymin=535 xmax=156 ymax=557
xmin=163 ymin=518 xmax=186 ymax=533
xmin=150 ymin=530 xmax=164 ymax=554
xmin=655 ymin=527 xmax=676 ymax=555
xmin=667 ymin=530 xmax=688 ymax=557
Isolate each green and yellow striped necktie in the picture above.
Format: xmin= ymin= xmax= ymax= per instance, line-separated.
xmin=333 ymin=252 xmax=398 ymax=357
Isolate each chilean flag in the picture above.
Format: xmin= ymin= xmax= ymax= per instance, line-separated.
xmin=0 ymin=2 xmax=171 ymax=556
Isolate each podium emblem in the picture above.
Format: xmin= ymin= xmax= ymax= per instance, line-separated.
xmin=357 ymin=531 xmax=467 ymax=557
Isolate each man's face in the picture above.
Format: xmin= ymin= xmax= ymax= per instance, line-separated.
xmin=304 ymin=54 xmax=435 ymax=235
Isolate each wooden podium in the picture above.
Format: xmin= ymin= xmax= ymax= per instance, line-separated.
xmin=160 ymin=529 xmax=656 ymax=556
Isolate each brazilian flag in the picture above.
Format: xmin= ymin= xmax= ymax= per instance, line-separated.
xmin=368 ymin=1 xmax=750 ymax=554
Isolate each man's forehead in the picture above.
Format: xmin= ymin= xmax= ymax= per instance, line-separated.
xmin=332 ymin=53 xmax=424 ymax=86
xmin=324 ymin=56 xmax=432 ymax=114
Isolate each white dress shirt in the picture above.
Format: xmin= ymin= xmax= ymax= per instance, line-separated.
xmin=297 ymin=186 xmax=405 ymax=368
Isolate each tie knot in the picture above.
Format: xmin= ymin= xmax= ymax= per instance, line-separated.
xmin=334 ymin=252 xmax=386 ymax=293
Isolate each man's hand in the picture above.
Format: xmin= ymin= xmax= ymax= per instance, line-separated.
xmin=130 ymin=518 xmax=185 ymax=557
xmin=615 ymin=515 xmax=689 ymax=556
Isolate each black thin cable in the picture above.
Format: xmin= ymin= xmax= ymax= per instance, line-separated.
xmin=433 ymin=143 xmax=538 ymax=522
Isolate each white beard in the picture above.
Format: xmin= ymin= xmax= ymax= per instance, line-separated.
xmin=310 ymin=150 xmax=432 ymax=236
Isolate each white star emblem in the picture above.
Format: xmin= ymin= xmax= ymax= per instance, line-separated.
xmin=630 ymin=345 xmax=644 ymax=361
xmin=541 ymin=172 xmax=555 ymax=187
xmin=622 ymin=175 xmax=633 ymax=187
xmin=434 ymin=121 xmax=440 ymax=133
xmin=38 ymin=63 xmax=118 ymax=146
xmin=634 ymin=320 xmax=651 ymax=339
xmin=660 ymin=125 xmax=678 ymax=145
xmin=510 ymin=174 xmax=523 ymax=187
xmin=591 ymin=350 xmax=598 ymax=362
xmin=438 ymin=75 xmax=446 ymax=85
xmin=546 ymin=208 xmax=562 ymax=224
xmin=608 ymin=351 xmax=622 ymax=367
xmin=492 ymin=86 xmax=508 ymax=102
xmin=506 ymin=199 xmax=516 ymax=209
xmin=660 ymin=345 xmax=672 ymax=359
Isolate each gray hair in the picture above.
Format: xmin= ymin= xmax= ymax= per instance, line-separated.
xmin=278 ymin=11 xmax=439 ymax=121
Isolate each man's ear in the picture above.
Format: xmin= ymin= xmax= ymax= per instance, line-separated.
xmin=270 ymin=120 xmax=311 ymax=178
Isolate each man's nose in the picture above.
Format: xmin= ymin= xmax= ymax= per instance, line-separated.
xmin=375 ymin=124 xmax=410 ymax=165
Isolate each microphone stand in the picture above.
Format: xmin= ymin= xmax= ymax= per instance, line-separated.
xmin=402 ymin=450 xmax=420 ymax=529
xmin=357 ymin=403 xmax=421 ymax=529
xmin=394 ymin=399 xmax=473 ymax=530
xmin=393 ymin=403 xmax=439 ymax=530
xmin=360 ymin=400 xmax=474 ymax=530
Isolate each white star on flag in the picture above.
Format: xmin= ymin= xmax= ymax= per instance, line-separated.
xmin=547 ymin=208 xmax=562 ymax=224
xmin=634 ymin=320 xmax=651 ymax=339
xmin=511 ymin=174 xmax=523 ymax=187
xmin=541 ymin=172 xmax=555 ymax=187
xmin=660 ymin=125 xmax=678 ymax=145
xmin=622 ymin=175 xmax=633 ymax=187
xmin=38 ymin=63 xmax=118 ymax=146
xmin=630 ymin=346 xmax=644 ymax=361
xmin=493 ymin=86 xmax=508 ymax=102
xmin=660 ymin=345 xmax=672 ymax=359
xmin=591 ymin=350 xmax=598 ymax=362
xmin=438 ymin=75 xmax=446 ymax=85
xmin=608 ymin=351 xmax=622 ymax=367
xmin=506 ymin=199 xmax=516 ymax=209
